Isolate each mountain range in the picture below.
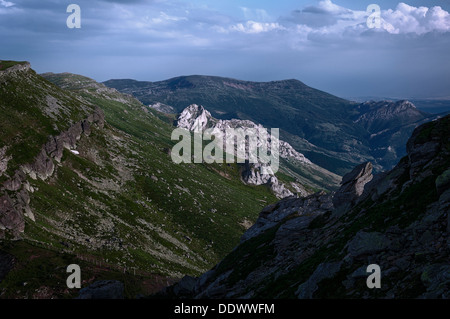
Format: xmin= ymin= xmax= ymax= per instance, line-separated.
xmin=104 ymin=76 xmax=439 ymax=176
xmin=0 ymin=60 xmax=448 ymax=299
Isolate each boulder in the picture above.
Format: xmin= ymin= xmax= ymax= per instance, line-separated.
xmin=347 ymin=231 xmax=391 ymax=257
xmin=333 ymin=162 xmax=373 ymax=209
xmin=0 ymin=195 xmax=24 ymax=238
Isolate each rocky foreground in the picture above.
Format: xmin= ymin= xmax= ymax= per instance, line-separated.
xmin=160 ymin=114 xmax=450 ymax=299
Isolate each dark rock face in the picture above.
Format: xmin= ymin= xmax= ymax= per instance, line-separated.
xmin=346 ymin=231 xmax=391 ymax=257
xmin=77 ymin=280 xmax=124 ymax=299
xmin=0 ymin=107 xmax=105 ymax=239
xmin=333 ymin=162 xmax=373 ymax=209
xmin=295 ymin=262 xmax=342 ymax=299
xmin=241 ymin=191 xmax=332 ymax=243
xmin=171 ymin=276 xmax=197 ymax=298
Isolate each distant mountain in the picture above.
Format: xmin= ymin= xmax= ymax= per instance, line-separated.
xmin=104 ymin=76 xmax=436 ymax=175
xmin=160 ymin=113 xmax=450 ymax=299
xmin=348 ymin=96 xmax=450 ymax=115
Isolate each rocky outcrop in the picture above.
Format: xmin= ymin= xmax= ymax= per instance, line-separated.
xmin=346 ymin=231 xmax=391 ymax=257
xmin=333 ymin=162 xmax=373 ymax=209
xmin=177 ymin=104 xmax=214 ymax=132
xmin=177 ymin=104 xmax=311 ymax=164
xmin=0 ymin=195 xmax=24 ymax=236
xmin=0 ymin=62 xmax=31 ymax=78
xmin=177 ymin=104 xmax=312 ymax=198
xmin=241 ymin=163 xmax=293 ymax=199
xmin=0 ymin=147 xmax=11 ymax=177
xmin=241 ymin=191 xmax=333 ymax=243
xmin=0 ymin=107 xmax=105 ymax=239
xmin=148 ymin=102 xmax=176 ymax=114
xmin=77 ymin=280 xmax=124 ymax=299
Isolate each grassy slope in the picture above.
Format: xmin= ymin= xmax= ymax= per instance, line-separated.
xmin=1 ymin=69 xmax=279 ymax=298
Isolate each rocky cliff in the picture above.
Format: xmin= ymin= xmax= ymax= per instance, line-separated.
xmin=161 ymin=114 xmax=450 ymax=299
xmin=0 ymin=108 xmax=105 ymax=238
xmin=176 ymin=104 xmax=331 ymax=198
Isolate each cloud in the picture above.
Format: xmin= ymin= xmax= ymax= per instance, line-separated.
xmin=240 ymin=7 xmax=271 ymax=22
xmin=150 ymin=11 xmax=188 ymax=25
xmin=383 ymin=3 xmax=450 ymax=34
xmin=303 ymin=0 xmax=351 ymax=15
xmin=265 ymin=0 xmax=450 ymax=46
xmin=0 ymin=0 xmax=449 ymax=98
xmin=229 ymin=21 xmax=285 ymax=34
xmin=0 ymin=0 xmax=14 ymax=8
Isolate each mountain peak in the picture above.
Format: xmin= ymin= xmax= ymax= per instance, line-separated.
xmin=177 ymin=104 xmax=213 ymax=132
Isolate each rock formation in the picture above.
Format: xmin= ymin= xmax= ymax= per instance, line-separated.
xmin=332 ymin=162 xmax=373 ymax=209
xmin=0 ymin=107 xmax=105 ymax=239
xmin=176 ymin=104 xmax=312 ymax=198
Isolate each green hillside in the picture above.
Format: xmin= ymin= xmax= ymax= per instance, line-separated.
xmin=0 ymin=65 xmax=279 ymax=298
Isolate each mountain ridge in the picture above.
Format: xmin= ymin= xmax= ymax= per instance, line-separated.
xmin=104 ymin=75 xmax=436 ymax=176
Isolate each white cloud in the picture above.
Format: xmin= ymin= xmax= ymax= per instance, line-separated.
xmin=383 ymin=3 xmax=450 ymax=34
xmin=270 ymin=1 xmax=450 ymax=41
xmin=0 ymin=0 xmax=14 ymax=8
xmin=303 ymin=0 xmax=351 ymax=15
xmin=150 ymin=11 xmax=188 ymax=25
xmin=230 ymin=21 xmax=285 ymax=34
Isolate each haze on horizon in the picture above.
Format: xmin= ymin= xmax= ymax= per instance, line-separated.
xmin=1 ymin=0 xmax=450 ymax=99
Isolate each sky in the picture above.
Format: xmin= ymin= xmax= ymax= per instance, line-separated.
xmin=1 ymin=0 xmax=450 ymax=99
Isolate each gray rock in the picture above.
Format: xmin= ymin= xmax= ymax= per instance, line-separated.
xmin=177 ymin=104 xmax=311 ymax=199
xmin=3 ymin=171 xmax=24 ymax=191
xmin=347 ymin=231 xmax=391 ymax=257
xmin=296 ymin=262 xmax=342 ymax=299
xmin=333 ymin=162 xmax=373 ymax=209
xmin=420 ymin=264 xmax=450 ymax=298
xmin=77 ymin=280 xmax=124 ymax=299
xmin=0 ymin=195 xmax=24 ymax=238
xmin=0 ymin=107 xmax=105 ymax=238
xmin=0 ymin=146 xmax=11 ymax=177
